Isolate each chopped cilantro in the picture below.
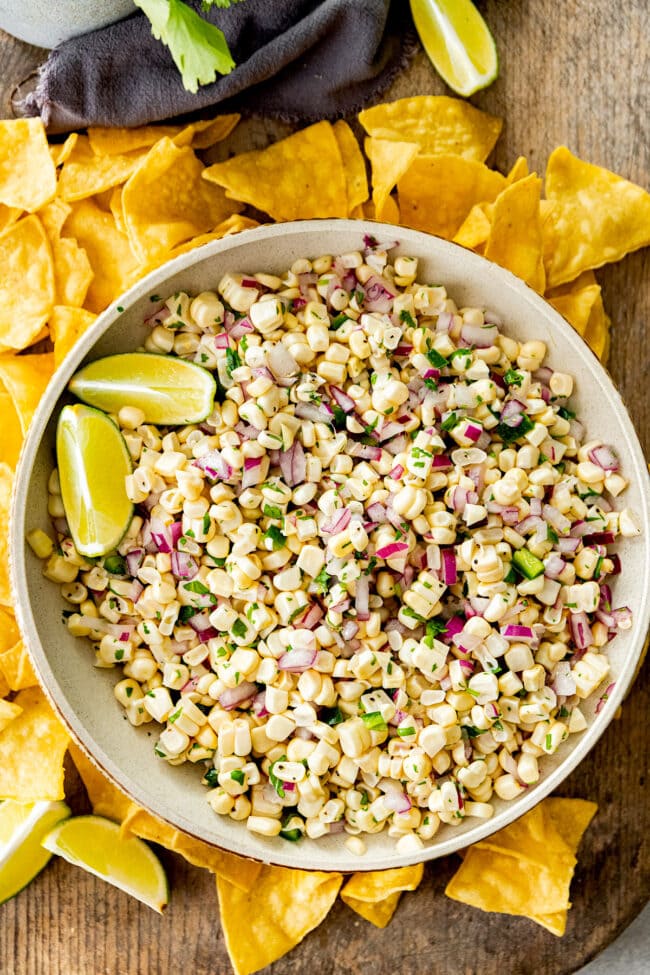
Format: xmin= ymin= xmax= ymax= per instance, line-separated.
xmin=183 ymin=580 xmax=211 ymax=595
xmin=230 ymin=769 xmax=245 ymax=785
xmin=504 ymin=369 xmax=523 ymax=387
xmin=204 ymin=768 xmax=219 ymax=787
xmin=321 ymin=706 xmax=344 ymax=726
xmin=461 ymin=725 xmax=484 ymax=739
xmin=232 ymin=619 xmax=247 ymax=638
xmin=440 ymin=412 xmax=459 ymax=433
xmin=361 ymin=711 xmax=387 ymax=731
xmin=399 ymin=310 xmax=417 ymax=328
xmin=269 ymin=755 xmax=288 ymax=798
xmin=262 ymin=503 xmax=284 ymax=520
xmin=264 ymin=525 xmax=287 ymax=550
xmin=495 ymin=414 xmax=535 ymax=443
xmin=426 ymin=348 xmax=448 ymax=369
xmin=330 ymin=313 xmax=349 ymax=331
xmin=312 ymin=567 xmax=331 ymax=595
xmin=558 ymin=406 xmax=576 ymax=420
xmin=225 ymin=347 xmax=241 ymax=376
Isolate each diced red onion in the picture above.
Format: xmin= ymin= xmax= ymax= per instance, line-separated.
xmin=376 ymin=542 xmax=409 ymax=560
xmin=234 ymin=421 xmax=257 ymax=441
xmin=515 ymin=514 xmax=545 ymax=535
xmin=583 ymin=531 xmax=616 ymax=546
xmin=543 ymin=504 xmax=571 ymax=534
xmin=377 ymin=421 xmax=405 ymax=442
xmin=436 ymin=312 xmax=453 ymax=332
xmin=322 ymin=507 xmax=351 ymax=535
xmin=501 ymin=624 xmax=535 ymax=642
xmin=384 ymin=435 xmax=408 ymax=456
xmin=501 ymin=399 xmax=526 ymax=423
xmin=463 ymin=422 xmax=483 ymax=443
xmin=295 ymin=401 xmax=335 ymax=424
xmin=557 ymin=535 xmax=581 ymax=554
xmin=355 ymin=575 xmax=370 ymax=621
xmin=588 ymin=445 xmax=619 ymax=471
xmin=347 ymin=441 xmax=382 ymax=462
xmin=219 ymin=682 xmax=258 ymax=710
xmin=75 ymin=617 xmax=136 ymax=639
xmin=297 ymin=271 xmax=317 ymax=298
xmin=596 ymin=682 xmax=616 ymax=714
xmin=278 ymin=645 xmax=318 ymax=673
xmin=569 ymin=611 xmax=593 ymax=649
xmin=252 ymin=691 xmax=269 ymax=718
xmin=214 ymin=332 xmax=230 ymax=349
xmin=194 ymin=449 xmax=232 ymax=481
xmin=298 ymin=603 xmax=324 ymax=630
xmin=460 ymin=323 xmax=498 ymax=348
xmin=279 ymin=441 xmax=307 ymax=487
xmin=188 ymin=610 xmax=213 ymax=632
xmin=440 ymin=548 xmax=457 ymax=586
xmin=125 ymin=549 xmax=144 ymax=576
xmin=384 ymin=792 xmax=412 ymax=814
xmin=552 ymin=662 xmax=576 ymax=696
xmin=241 ymin=455 xmax=264 ymax=490
xmin=267 ymin=343 xmax=298 ymax=379
xmin=543 ymin=553 xmax=566 ymax=579
xmin=171 ymin=550 xmax=198 ymax=579
xmin=341 ymin=620 xmax=360 ymax=641
xmin=570 ymin=519 xmax=606 ymax=538
xmin=612 ymin=607 xmax=633 ymax=630
xmin=363 ymin=275 xmax=396 ymax=312
xmin=330 ymin=385 xmax=356 ymax=413
xmin=366 ymin=502 xmax=388 ymax=523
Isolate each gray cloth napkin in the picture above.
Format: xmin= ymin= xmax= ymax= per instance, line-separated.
xmin=24 ymin=0 xmax=416 ymax=133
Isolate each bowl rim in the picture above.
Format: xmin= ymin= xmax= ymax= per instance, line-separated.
xmin=10 ymin=218 xmax=650 ymax=872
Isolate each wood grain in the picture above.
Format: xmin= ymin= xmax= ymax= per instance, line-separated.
xmin=0 ymin=1 xmax=648 ymax=972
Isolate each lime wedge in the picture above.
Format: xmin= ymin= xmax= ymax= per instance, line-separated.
xmin=69 ymin=352 xmax=217 ymax=425
xmin=57 ymin=404 xmax=134 ymax=558
xmin=410 ymin=0 xmax=498 ymax=97
xmin=0 ymin=800 xmax=71 ymax=904
xmin=42 ymin=815 xmax=169 ymax=913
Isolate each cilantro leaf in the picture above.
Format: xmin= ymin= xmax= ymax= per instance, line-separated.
xmin=135 ymin=0 xmax=236 ymax=94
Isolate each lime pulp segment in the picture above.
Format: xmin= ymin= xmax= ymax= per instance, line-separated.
xmin=56 ymin=404 xmax=134 ymax=558
xmin=42 ymin=815 xmax=169 ymax=913
xmin=0 ymin=800 xmax=71 ymax=904
xmin=68 ymin=352 xmax=217 ymax=425
xmin=410 ymin=0 xmax=498 ymax=97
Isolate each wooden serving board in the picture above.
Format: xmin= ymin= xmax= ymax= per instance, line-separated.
xmin=1 ymin=2 xmax=649 ymax=972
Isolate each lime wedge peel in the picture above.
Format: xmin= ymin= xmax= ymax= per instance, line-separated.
xmin=410 ymin=0 xmax=499 ymax=97
xmin=0 ymin=800 xmax=71 ymax=905
xmin=57 ymin=404 xmax=134 ymax=558
xmin=69 ymin=352 xmax=217 ymax=426
xmin=42 ymin=815 xmax=169 ymax=913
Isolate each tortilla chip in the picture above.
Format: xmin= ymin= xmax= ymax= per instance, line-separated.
xmin=58 ymin=136 xmax=148 ymax=202
xmin=333 ymin=121 xmax=369 ymax=214
xmin=0 ymin=390 xmax=23 ymax=468
xmin=0 ymin=698 xmax=22 ymax=733
xmin=38 ymin=198 xmax=94 ymax=307
xmin=0 ymin=686 xmax=69 ymax=801
xmin=544 ymin=146 xmax=650 ymax=287
xmin=359 ymin=96 xmax=503 ymax=162
xmin=547 ymin=283 xmax=602 ymax=336
xmin=68 ymin=740 xmax=133 ymax=822
xmin=445 ymin=798 xmax=597 ymax=935
xmin=63 ymin=198 xmax=142 ymax=313
xmin=484 ymin=174 xmax=546 ymax=292
xmin=0 ymin=119 xmax=56 ymax=212
xmin=362 ymin=194 xmax=401 ymax=224
xmin=203 ymin=121 xmax=348 ymax=222
xmin=109 ymin=187 xmax=127 ymax=234
xmin=39 ymin=198 xmax=72 ymax=237
xmin=506 ymin=156 xmax=530 ymax=184
xmin=0 ymin=607 xmax=20 ymax=652
xmin=453 ymin=202 xmax=493 ymax=250
xmin=120 ymin=804 xmax=262 ymax=890
xmin=88 ymin=115 xmax=239 ymax=155
xmin=181 ymin=114 xmax=241 ymax=149
xmin=0 ymin=463 xmax=13 ymax=605
xmin=0 ymin=205 xmax=21 ymax=234
xmin=0 ymin=215 xmax=55 ymax=350
xmin=341 ymin=864 xmax=424 ymax=928
xmin=583 ymin=293 xmax=611 ymax=362
xmin=50 ymin=133 xmax=79 ymax=168
xmin=0 ymin=639 xmax=38 ymax=691
xmin=366 ymin=137 xmax=419 ymax=222
xmin=0 ymin=353 xmax=55 ymax=434
xmin=50 ymin=306 xmax=98 ymax=368
xmin=217 ymin=865 xmax=343 ymax=975
xmin=0 ymin=669 xmax=10 ymax=699
xmin=144 ymin=214 xmax=261 ymax=271
xmin=122 ymin=138 xmax=241 ymax=264
xmin=398 ymin=154 xmax=506 ymax=240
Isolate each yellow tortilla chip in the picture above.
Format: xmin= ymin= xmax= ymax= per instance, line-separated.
xmin=0 ymin=215 xmax=55 ymax=350
xmin=50 ymin=133 xmax=79 ymax=168
xmin=583 ymin=292 xmax=611 ymax=362
xmin=144 ymin=214 xmax=261 ymax=271
xmin=122 ymin=138 xmax=241 ymax=264
xmin=547 ymin=283 xmax=602 ymax=337
xmin=0 ymin=669 xmax=10 ymax=699
xmin=0 ymin=119 xmax=56 ymax=212
xmin=0 ymin=607 xmax=20 ymax=652
xmin=332 ymin=121 xmax=369 ymax=213
xmin=0 ymin=698 xmax=22 ymax=733
xmin=121 ymin=804 xmax=262 ymax=890
xmin=217 ymin=865 xmax=343 ymax=975
xmin=50 ymin=306 xmax=98 ymax=368
xmin=359 ymin=96 xmax=503 ymax=162
xmin=453 ymin=202 xmax=493 ymax=250
xmin=0 ymin=463 xmax=13 ymax=605
xmin=484 ymin=174 xmax=546 ymax=292
xmin=39 ymin=198 xmax=72 ymax=237
xmin=203 ymin=121 xmax=348 ymax=222
xmin=39 ymin=198 xmax=94 ymax=308
xmin=506 ymin=156 xmax=530 ymax=184
xmin=361 ymin=194 xmax=401 ymax=224
xmin=181 ymin=113 xmax=241 ymax=149
xmin=0 ymin=639 xmax=38 ymax=691
xmin=58 ymin=136 xmax=148 ymax=202
xmin=0 ymin=204 xmax=21 ymax=234
xmin=445 ymin=798 xmax=597 ymax=935
xmin=109 ymin=187 xmax=127 ymax=234
xmin=0 ymin=390 xmax=23 ymax=468
xmin=398 ymin=154 xmax=505 ymax=240
xmin=88 ymin=115 xmax=240 ymax=155
xmin=0 ymin=686 xmax=69 ymax=800
xmin=341 ymin=864 xmax=424 ymax=928
xmin=544 ymin=146 xmax=650 ymax=287
xmin=63 ymin=198 xmax=142 ymax=313
xmin=68 ymin=740 xmax=133 ymax=822
xmin=0 ymin=353 xmax=55 ymax=434
xmin=365 ymin=137 xmax=419 ymax=222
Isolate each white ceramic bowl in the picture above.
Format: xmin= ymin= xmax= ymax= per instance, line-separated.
xmin=11 ymin=220 xmax=650 ymax=872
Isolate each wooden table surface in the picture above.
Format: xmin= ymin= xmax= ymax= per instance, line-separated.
xmin=1 ymin=2 xmax=649 ymax=973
